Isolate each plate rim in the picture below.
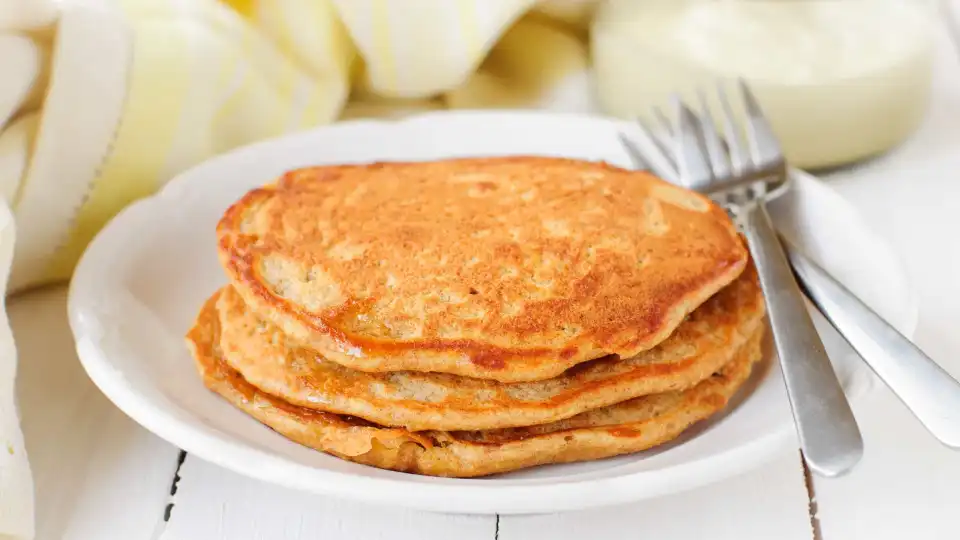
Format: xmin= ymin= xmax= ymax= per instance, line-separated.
xmin=66 ymin=109 xmax=920 ymax=515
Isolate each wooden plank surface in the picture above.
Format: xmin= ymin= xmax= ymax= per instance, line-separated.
xmin=163 ymin=449 xmax=811 ymax=540
xmin=498 ymin=451 xmax=814 ymax=540
xmin=159 ymin=454 xmax=496 ymax=540
xmin=9 ymin=287 xmax=181 ymax=540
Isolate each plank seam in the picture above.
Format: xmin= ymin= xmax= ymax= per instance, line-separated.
xmin=152 ymin=450 xmax=188 ymax=540
xmin=801 ymin=453 xmax=823 ymax=540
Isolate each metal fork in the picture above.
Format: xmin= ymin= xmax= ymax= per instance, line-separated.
xmin=622 ymin=81 xmax=960 ymax=456
xmin=621 ymin=81 xmax=864 ymax=477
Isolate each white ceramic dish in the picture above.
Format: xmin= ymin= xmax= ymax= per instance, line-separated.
xmin=67 ymin=111 xmax=918 ymax=515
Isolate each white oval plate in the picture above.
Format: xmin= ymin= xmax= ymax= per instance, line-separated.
xmin=67 ymin=111 xmax=917 ymax=515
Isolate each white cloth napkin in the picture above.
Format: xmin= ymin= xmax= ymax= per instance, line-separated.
xmin=0 ymin=200 xmax=32 ymax=540
xmin=0 ymin=1 xmax=54 ymax=537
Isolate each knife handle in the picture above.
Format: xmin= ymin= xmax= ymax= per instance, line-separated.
xmin=784 ymin=238 xmax=960 ymax=449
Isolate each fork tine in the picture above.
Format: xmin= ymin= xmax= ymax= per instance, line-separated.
xmin=618 ymin=129 xmax=677 ymax=184
xmin=739 ymin=79 xmax=784 ymax=168
xmin=653 ymin=106 xmax=673 ymax=138
xmin=696 ymin=88 xmax=731 ymax=180
xmin=636 ymin=114 xmax=677 ymax=171
xmin=672 ymin=95 xmax=713 ymax=191
xmin=616 ymin=133 xmax=652 ymax=170
xmin=716 ymin=82 xmax=749 ymax=175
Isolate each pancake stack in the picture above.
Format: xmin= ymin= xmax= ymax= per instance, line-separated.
xmin=186 ymin=156 xmax=766 ymax=478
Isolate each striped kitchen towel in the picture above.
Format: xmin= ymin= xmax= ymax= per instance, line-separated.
xmin=0 ymin=0 xmax=597 ymax=294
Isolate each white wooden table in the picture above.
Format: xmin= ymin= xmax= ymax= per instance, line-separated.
xmin=12 ymin=15 xmax=960 ymax=540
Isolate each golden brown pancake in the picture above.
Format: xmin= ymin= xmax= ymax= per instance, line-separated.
xmin=217 ymin=156 xmax=747 ymax=382
xmin=186 ymin=293 xmax=763 ymax=478
xmin=214 ymin=263 xmax=764 ymax=431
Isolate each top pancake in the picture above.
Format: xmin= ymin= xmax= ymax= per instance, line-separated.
xmin=217 ymin=156 xmax=747 ymax=382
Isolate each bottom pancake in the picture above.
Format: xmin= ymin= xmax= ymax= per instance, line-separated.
xmin=186 ymin=294 xmax=765 ymax=477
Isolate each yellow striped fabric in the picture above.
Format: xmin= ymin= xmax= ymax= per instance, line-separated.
xmin=0 ymin=0 xmax=598 ymax=292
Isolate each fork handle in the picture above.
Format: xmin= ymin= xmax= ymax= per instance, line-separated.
xmin=742 ymin=202 xmax=863 ymax=477
xmin=783 ymin=238 xmax=960 ymax=449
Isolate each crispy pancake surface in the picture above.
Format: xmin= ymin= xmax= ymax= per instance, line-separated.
xmin=215 ymin=263 xmax=764 ymax=431
xmin=186 ymin=294 xmax=764 ymax=478
xmin=217 ymin=156 xmax=747 ymax=382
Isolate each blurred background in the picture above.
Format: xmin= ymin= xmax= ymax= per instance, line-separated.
xmin=0 ymin=0 xmax=952 ymax=293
